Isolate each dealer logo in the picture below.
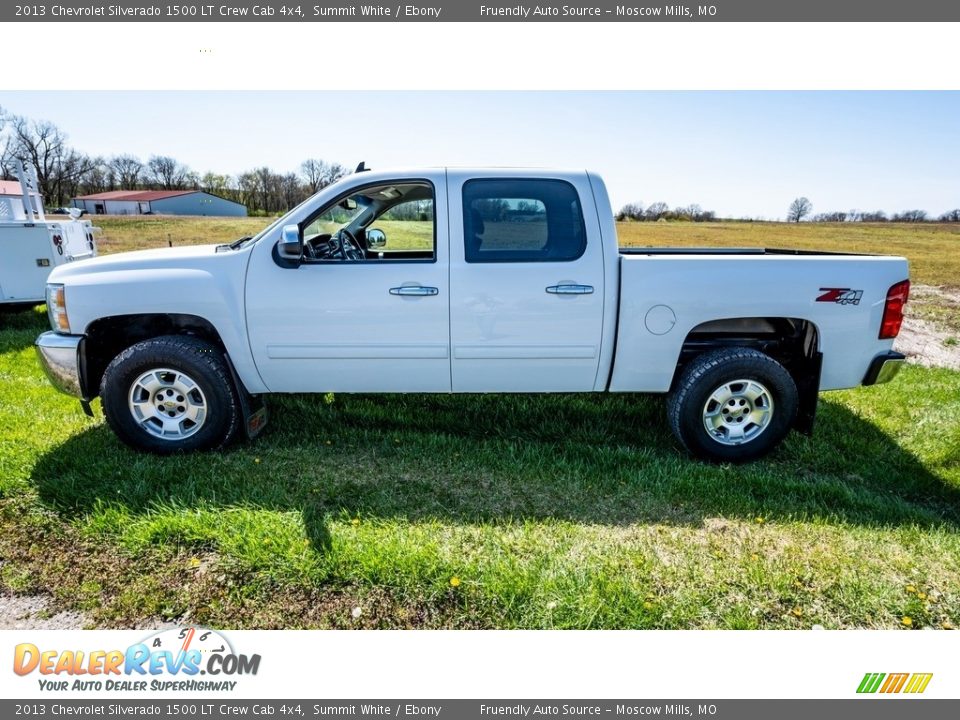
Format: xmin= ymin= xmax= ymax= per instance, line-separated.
xmin=13 ymin=627 xmax=260 ymax=693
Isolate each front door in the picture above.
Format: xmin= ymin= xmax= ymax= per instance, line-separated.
xmin=448 ymin=172 xmax=606 ymax=392
xmin=245 ymin=174 xmax=450 ymax=393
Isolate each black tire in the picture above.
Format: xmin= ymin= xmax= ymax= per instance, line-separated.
xmin=666 ymin=348 xmax=798 ymax=463
xmin=100 ymin=335 xmax=240 ymax=454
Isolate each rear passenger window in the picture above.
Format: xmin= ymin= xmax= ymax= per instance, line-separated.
xmin=463 ymin=179 xmax=586 ymax=262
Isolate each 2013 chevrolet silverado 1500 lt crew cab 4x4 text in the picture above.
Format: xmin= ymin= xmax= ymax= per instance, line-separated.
xmin=35 ymin=168 xmax=910 ymax=462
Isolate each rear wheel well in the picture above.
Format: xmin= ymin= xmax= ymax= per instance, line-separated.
xmin=82 ymin=314 xmax=227 ymax=398
xmin=673 ymin=317 xmax=822 ymax=434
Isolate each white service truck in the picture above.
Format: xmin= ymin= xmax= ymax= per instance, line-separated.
xmin=1 ymin=162 xmax=98 ymax=311
xmin=35 ymin=168 xmax=909 ymax=461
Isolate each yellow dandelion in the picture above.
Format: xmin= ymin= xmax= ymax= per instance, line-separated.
xmin=755 ymin=517 xmax=765 ymax=524
xmin=901 ymin=616 xmax=913 ymax=627
xmin=942 ymin=621 xmax=954 ymax=630
xmin=449 ymin=576 xmax=461 ymax=588
xmin=188 ymin=557 xmax=201 ymax=569
xmin=254 ymin=457 xmax=261 ymax=464
xmin=917 ymin=592 xmax=927 ymax=600
xmin=751 ymin=553 xmax=760 ymax=561
xmin=644 ymin=601 xmax=655 ymax=611
xmin=792 ymin=608 xmax=803 ymax=617
xmin=351 ymin=518 xmax=360 ymax=526
xmin=906 ymin=585 xmax=917 ymax=593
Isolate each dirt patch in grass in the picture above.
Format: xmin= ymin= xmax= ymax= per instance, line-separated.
xmin=895 ymin=284 xmax=960 ymax=370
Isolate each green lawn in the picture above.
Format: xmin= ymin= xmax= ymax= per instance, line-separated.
xmin=1 ymin=305 xmax=958 ymax=629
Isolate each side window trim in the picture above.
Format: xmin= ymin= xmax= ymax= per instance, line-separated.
xmin=462 ymin=178 xmax=588 ymax=264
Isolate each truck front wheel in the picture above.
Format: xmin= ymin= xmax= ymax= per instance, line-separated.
xmin=100 ymin=335 xmax=240 ymax=454
xmin=667 ymin=348 xmax=798 ymax=463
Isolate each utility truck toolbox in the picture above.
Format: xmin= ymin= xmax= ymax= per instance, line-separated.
xmin=35 ymin=166 xmax=909 ymax=462
xmin=1 ymin=161 xmax=98 ymax=309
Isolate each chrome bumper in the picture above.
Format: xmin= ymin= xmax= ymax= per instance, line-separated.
xmin=35 ymin=331 xmax=85 ymax=398
xmin=863 ymin=351 xmax=906 ymax=386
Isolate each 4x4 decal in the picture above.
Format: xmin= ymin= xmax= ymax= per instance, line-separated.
xmin=817 ymin=287 xmax=863 ymax=305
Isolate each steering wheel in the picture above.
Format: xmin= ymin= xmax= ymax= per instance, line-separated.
xmin=339 ymin=228 xmax=364 ymax=261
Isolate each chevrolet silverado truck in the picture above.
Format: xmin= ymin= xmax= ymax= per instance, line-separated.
xmin=35 ymin=168 xmax=910 ymax=462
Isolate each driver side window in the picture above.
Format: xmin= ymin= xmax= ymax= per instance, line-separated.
xmin=301 ymin=181 xmax=436 ymax=263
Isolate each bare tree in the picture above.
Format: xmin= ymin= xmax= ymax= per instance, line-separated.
xmin=300 ymin=158 xmax=347 ymax=194
xmin=787 ymin=197 xmax=812 ymax=223
xmin=616 ymin=202 xmax=644 ymax=221
xmin=645 ymin=201 xmax=669 ymax=221
xmin=891 ymin=209 xmax=928 ymax=223
xmin=108 ymin=154 xmax=144 ymax=189
xmin=0 ymin=112 xmax=97 ymax=205
xmin=937 ymin=209 xmax=960 ymax=222
xmin=147 ymin=155 xmax=191 ymax=189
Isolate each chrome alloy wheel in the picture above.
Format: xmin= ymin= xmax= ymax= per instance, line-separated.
xmin=702 ymin=379 xmax=774 ymax=446
xmin=127 ymin=368 xmax=207 ymax=440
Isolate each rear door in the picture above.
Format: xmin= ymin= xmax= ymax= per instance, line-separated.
xmin=448 ymin=171 xmax=606 ymax=392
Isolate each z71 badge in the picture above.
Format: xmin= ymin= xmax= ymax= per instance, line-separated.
xmin=817 ymin=287 xmax=863 ymax=305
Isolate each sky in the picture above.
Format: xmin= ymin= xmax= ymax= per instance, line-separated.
xmin=2 ymin=91 xmax=958 ymax=219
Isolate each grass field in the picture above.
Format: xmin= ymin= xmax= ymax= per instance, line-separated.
xmin=1 ymin=216 xmax=958 ymax=629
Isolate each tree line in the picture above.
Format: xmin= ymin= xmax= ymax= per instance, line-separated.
xmin=785 ymin=196 xmax=958 ymax=223
xmin=0 ymin=108 xmax=347 ymax=215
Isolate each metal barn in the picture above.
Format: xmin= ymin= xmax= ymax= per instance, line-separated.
xmin=73 ymin=190 xmax=247 ymax=217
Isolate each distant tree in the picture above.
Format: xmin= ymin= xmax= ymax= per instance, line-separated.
xmin=813 ymin=211 xmax=847 ymax=222
xmin=0 ymin=111 xmax=97 ymax=205
xmin=859 ymin=210 xmax=888 ymax=222
xmin=616 ymin=202 xmax=644 ymax=221
xmin=645 ymin=201 xmax=669 ymax=221
xmin=787 ymin=197 xmax=812 ymax=223
xmin=891 ymin=209 xmax=928 ymax=223
xmin=109 ymin=154 xmax=144 ymax=189
xmin=147 ymin=155 xmax=191 ymax=189
xmin=300 ymin=158 xmax=347 ymax=194
xmin=938 ymin=209 xmax=960 ymax=222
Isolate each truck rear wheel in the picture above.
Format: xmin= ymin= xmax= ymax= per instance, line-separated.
xmin=667 ymin=348 xmax=798 ymax=463
xmin=100 ymin=335 xmax=240 ymax=454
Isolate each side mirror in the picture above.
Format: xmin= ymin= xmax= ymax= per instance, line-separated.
xmin=277 ymin=224 xmax=302 ymax=262
xmin=367 ymin=228 xmax=387 ymax=249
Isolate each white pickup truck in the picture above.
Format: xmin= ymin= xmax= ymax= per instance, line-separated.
xmin=35 ymin=168 xmax=910 ymax=462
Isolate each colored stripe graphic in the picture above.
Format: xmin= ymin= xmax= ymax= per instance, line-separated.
xmin=880 ymin=673 xmax=909 ymax=693
xmin=904 ymin=673 xmax=933 ymax=694
xmin=857 ymin=673 xmax=885 ymax=693
xmin=857 ymin=672 xmax=932 ymax=694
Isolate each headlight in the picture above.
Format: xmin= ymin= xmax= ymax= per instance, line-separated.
xmin=45 ymin=283 xmax=71 ymax=334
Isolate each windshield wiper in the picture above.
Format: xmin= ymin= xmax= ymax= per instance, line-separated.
xmin=227 ymin=235 xmax=253 ymax=250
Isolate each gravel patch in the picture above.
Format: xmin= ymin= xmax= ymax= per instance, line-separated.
xmin=0 ymin=594 xmax=88 ymax=630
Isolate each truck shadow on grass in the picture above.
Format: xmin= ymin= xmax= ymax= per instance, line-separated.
xmin=30 ymin=389 xmax=960 ymax=554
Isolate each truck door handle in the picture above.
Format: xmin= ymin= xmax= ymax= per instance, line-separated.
xmin=546 ymin=284 xmax=594 ymax=295
xmin=389 ymin=286 xmax=439 ymax=296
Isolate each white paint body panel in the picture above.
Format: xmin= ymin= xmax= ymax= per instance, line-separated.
xmin=1 ymin=220 xmax=96 ymax=304
xmin=610 ymin=253 xmax=909 ymax=392
xmin=45 ymin=167 xmax=909 ymax=400
xmin=447 ymin=169 xmax=609 ymax=392
xmin=244 ymin=170 xmax=451 ymax=392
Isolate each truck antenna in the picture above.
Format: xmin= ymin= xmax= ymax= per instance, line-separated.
xmin=355 ymin=162 xmax=370 ymax=173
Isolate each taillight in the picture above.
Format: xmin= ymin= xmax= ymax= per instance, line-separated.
xmin=879 ymin=280 xmax=910 ymax=339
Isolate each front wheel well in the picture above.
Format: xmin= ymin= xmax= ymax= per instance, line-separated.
xmin=82 ymin=314 xmax=227 ymax=398
xmin=672 ymin=317 xmax=822 ymax=434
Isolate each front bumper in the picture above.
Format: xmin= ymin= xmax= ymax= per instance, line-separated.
xmin=862 ymin=350 xmax=906 ymax=386
xmin=35 ymin=331 xmax=85 ymax=398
